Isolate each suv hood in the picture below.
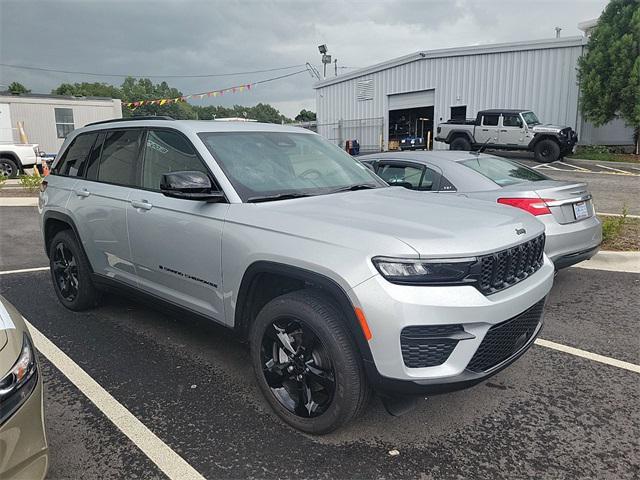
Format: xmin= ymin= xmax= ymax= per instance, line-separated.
xmin=532 ymin=124 xmax=569 ymax=133
xmin=246 ymin=187 xmax=545 ymax=258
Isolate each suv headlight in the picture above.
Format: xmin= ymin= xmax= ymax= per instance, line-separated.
xmin=372 ymin=257 xmax=477 ymax=285
xmin=0 ymin=334 xmax=38 ymax=424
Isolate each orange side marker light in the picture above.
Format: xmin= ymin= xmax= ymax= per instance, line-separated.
xmin=355 ymin=307 xmax=372 ymax=341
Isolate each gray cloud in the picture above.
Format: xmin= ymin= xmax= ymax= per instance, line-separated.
xmin=0 ymin=0 xmax=608 ymax=117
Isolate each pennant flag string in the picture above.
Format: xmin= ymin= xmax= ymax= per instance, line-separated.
xmin=122 ymin=67 xmax=311 ymax=109
xmin=123 ymin=83 xmax=252 ymax=108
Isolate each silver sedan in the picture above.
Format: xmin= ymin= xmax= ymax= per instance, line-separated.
xmin=360 ymin=151 xmax=602 ymax=269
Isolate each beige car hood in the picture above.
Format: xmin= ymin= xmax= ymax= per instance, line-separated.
xmin=0 ymin=295 xmax=24 ymax=359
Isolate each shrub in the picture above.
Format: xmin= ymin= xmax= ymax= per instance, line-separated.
xmin=601 ymin=207 xmax=628 ymax=244
xmin=0 ymin=174 xmax=6 ymax=189
xmin=19 ymin=173 xmax=43 ymax=193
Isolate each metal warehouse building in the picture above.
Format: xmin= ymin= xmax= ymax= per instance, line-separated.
xmin=0 ymin=93 xmax=122 ymax=154
xmin=314 ymin=36 xmax=633 ymax=152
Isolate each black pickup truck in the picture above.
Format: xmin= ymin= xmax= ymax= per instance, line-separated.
xmin=435 ymin=109 xmax=578 ymax=162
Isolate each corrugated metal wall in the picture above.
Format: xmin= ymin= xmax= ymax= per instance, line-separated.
xmin=4 ymin=96 xmax=121 ymax=153
xmin=316 ymin=39 xmax=587 ymax=150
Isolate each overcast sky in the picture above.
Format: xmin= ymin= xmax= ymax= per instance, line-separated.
xmin=1 ymin=0 xmax=609 ymax=118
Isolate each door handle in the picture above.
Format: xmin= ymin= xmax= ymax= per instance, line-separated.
xmin=75 ymin=189 xmax=91 ymax=198
xmin=482 ymin=128 xmax=489 ymax=131
xmin=500 ymin=129 xmax=508 ymax=132
xmin=131 ymin=200 xmax=153 ymax=211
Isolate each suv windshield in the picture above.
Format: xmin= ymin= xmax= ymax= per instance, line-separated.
xmin=198 ymin=131 xmax=384 ymax=201
xmin=461 ymin=156 xmax=549 ymax=186
xmin=521 ymin=111 xmax=540 ymax=126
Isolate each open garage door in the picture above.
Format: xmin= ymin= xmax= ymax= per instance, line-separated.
xmin=388 ymin=90 xmax=435 ymax=151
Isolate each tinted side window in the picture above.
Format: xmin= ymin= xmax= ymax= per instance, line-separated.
xmin=54 ymin=133 xmax=97 ymax=177
xmin=420 ymin=167 xmax=441 ymax=191
xmin=85 ymin=132 xmax=105 ymax=181
xmin=482 ymin=114 xmax=499 ymax=126
xmin=502 ymin=114 xmax=522 ymax=127
xmin=378 ymin=164 xmax=424 ymax=188
xmin=97 ymin=130 xmax=143 ymax=186
xmin=141 ymin=130 xmax=207 ymax=190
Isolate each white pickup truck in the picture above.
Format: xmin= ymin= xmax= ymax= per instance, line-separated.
xmin=0 ymin=143 xmax=40 ymax=178
xmin=435 ymin=109 xmax=578 ymax=163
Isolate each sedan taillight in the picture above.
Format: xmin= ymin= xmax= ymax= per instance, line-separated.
xmin=498 ymin=197 xmax=552 ymax=216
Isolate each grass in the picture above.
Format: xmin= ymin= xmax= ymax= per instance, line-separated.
xmin=599 ymin=209 xmax=640 ymax=251
xmin=570 ymin=145 xmax=639 ymax=163
xmin=0 ymin=174 xmax=6 ymax=189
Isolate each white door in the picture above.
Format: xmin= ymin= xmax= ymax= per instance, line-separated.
xmin=499 ymin=113 xmax=527 ymax=146
xmin=0 ymin=104 xmax=13 ymax=143
xmin=475 ymin=113 xmax=500 ymax=144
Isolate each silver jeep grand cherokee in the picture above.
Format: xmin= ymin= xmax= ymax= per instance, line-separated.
xmin=39 ymin=118 xmax=554 ymax=433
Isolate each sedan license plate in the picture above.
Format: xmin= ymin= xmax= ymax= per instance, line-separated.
xmin=573 ymin=201 xmax=589 ymax=220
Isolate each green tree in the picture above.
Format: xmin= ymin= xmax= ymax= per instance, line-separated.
xmin=295 ymin=109 xmax=316 ymax=122
xmin=119 ymin=77 xmax=196 ymax=120
xmin=192 ymin=103 xmax=292 ymax=123
xmin=52 ymin=82 xmax=122 ymax=98
xmin=577 ymin=0 xmax=640 ymax=154
xmin=7 ymin=82 xmax=30 ymax=94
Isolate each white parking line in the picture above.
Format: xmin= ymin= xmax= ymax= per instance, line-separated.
xmin=535 ymin=338 xmax=640 ymax=374
xmin=25 ymin=319 xmax=206 ymax=480
xmin=595 ymin=164 xmax=635 ymax=175
xmin=556 ymin=161 xmax=590 ymax=172
xmin=597 ymin=212 xmax=640 ymax=218
xmin=533 ymin=164 xmax=564 ymax=171
xmin=0 ymin=266 xmax=50 ymax=275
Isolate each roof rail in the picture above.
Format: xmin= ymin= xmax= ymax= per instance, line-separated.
xmin=87 ymin=116 xmax=175 ymax=126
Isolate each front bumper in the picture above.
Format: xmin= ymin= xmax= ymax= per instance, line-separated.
xmin=350 ymin=257 xmax=554 ymax=392
xmin=0 ymin=372 xmax=49 ymax=480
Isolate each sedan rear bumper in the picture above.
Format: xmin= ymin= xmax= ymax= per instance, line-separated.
xmin=544 ymin=215 xmax=602 ymax=269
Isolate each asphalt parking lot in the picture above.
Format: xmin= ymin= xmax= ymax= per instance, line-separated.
xmin=0 ymin=163 xmax=638 ymax=479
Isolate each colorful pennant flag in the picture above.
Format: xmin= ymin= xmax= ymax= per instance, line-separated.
xmin=123 ymin=83 xmax=253 ymax=108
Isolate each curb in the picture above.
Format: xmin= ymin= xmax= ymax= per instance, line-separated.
xmin=574 ymin=250 xmax=640 ymax=274
xmin=0 ymin=197 xmax=39 ymax=207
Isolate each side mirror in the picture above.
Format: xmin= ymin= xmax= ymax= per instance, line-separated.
xmin=160 ymin=171 xmax=225 ymax=202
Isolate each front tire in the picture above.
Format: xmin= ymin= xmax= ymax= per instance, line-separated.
xmin=49 ymin=230 xmax=99 ymax=311
xmin=0 ymin=157 xmax=19 ymax=179
xmin=534 ymin=139 xmax=560 ymax=163
xmin=250 ymin=290 xmax=370 ymax=434
xmin=450 ymin=137 xmax=471 ymax=151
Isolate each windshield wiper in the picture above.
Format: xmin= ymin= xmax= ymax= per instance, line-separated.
xmin=246 ymin=192 xmax=314 ymax=203
xmin=328 ymin=184 xmax=379 ymax=194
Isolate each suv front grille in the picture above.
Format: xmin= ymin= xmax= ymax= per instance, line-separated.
xmin=467 ymin=299 xmax=545 ymax=373
xmin=478 ymin=234 xmax=545 ymax=295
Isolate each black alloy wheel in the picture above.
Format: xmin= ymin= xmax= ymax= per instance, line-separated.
xmin=260 ymin=318 xmax=335 ymax=418
xmin=52 ymin=242 xmax=79 ymax=302
xmin=49 ymin=230 xmax=99 ymax=311
xmin=250 ymin=290 xmax=370 ymax=433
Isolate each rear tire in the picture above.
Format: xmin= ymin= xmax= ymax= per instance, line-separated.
xmin=49 ymin=230 xmax=99 ymax=311
xmin=450 ymin=137 xmax=471 ymax=151
xmin=250 ymin=289 xmax=370 ymax=434
xmin=534 ymin=139 xmax=560 ymax=163
xmin=0 ymin=157 xmax=19 ymax=179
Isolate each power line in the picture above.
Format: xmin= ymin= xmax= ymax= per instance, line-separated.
xmin=0 ymin=62 xmax=308 ymax=79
